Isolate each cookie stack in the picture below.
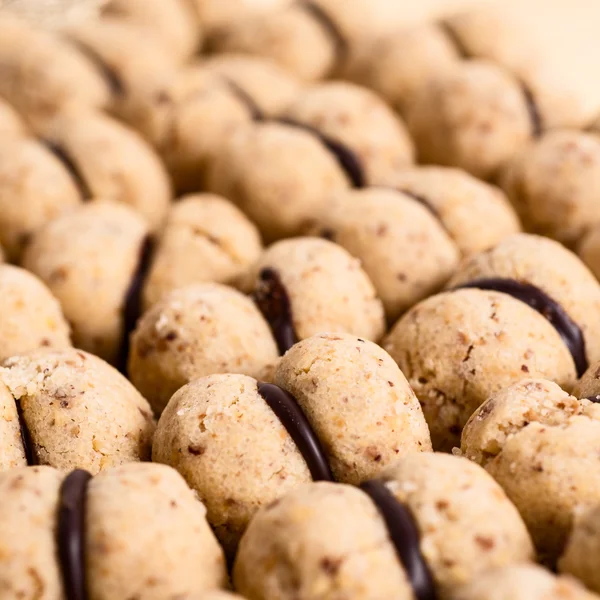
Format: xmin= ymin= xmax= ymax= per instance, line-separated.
xmin=2 ymin=0 xmax=600 ymax=598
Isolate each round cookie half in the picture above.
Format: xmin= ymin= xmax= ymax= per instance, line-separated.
xmin=128 ymin=283 xmax=278 ymax=414
xmin=0 ymin=97 xmax=26 ymax=137
xmin=142 ymin=194 xmax=263 ymax=309
xmin=0 ymin=348 xmax=155 ymax=473
xmin=448 ymin=233 xmax=600 ymax=372
xmin=461 ymin=378 xmax=600 ymax=564
xmin=248 ymin=237 xmax=385 ymax=352
xmin=282 ymin=81 xmax=414 ymax=185
xmin=0 ymin=136 xmax=81 ymax=262
xmin=206 ymin=122 xmax=351 ymax=242
xmin=22 ymin=201 xmax=149 ymax=366
xmin=383 ymin=288 xmax=577 ymax=450
xmin=0 ymin=264 xmax=71 ymax=362
xmin=305 ymin=187 xmax=460 ymax=322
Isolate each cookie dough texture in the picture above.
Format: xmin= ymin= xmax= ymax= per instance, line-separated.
xmin=405 ymin=60 xmax=533 ymax=180
xmin=23 ymin=201 xmax=149 ymax=365
xmin=207 ymin=122 xmax=350 ymax=241
xmin=202 ymin=53 xmax=301 ymax=117
xmin=100 ymin=0 xmax=202 ymax=60
xmin=0 ymin=15 xmax=109 ymax=127
xmin=578 ymin=226 xmax=600 ymax=282
xmin=383 ymin=288 xmax=577 ymax=451
xmin=305 ymin=188 xmax=459 ymax=322
xmin=129 ymin=283 xmax=278 ymax=414
xmin=573 ymin=359 xmax=600 ymax=399
xmin=0 ymin=265 xmax=71 ymax=362
xmin=0 ymin=97 xmax=25 ymax=137
xmin=0 ymin=348 xmax=154 ymax=473
xmin=123 ymin=66 xmax=252 ymax=193
xmin=234 ymin=453 xmax=533 ymax=600
xmin=559 ymin=505 xmax=600 ymax=594
xmin=37 ymin=108 xmax=172 ymax=232
xmin=383 ymin=166 xmax=521 ymax=256
xmin=282 ymin=81 xmax=414 ymax=185
xmin=500 ymin=130 xmax=600 ymax=247
xmin=454 ymin=564 xmax=598 ymax=600
xmin=449 ymin=233 xmax=600 ymax=366
xmin=143 ymin=194 xmax=263 ymax=309
xmin=461 ymin=378 xmax=600 ymax=563
xmin=0 ymin=136 xmax=81 ymax=262
xmin=0 ymin=464 xmax=227 ymax=599
xmin=249 ymin=237 xmax=385 ymax=343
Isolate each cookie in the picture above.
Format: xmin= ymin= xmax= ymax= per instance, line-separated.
xmin=346 ymin=22 xmax=461 ymax=115
xmin=100 ymin=0 xmax=202 ymax=61
xmin=0 ymin=463 xmax=227 ymax=599
xmin=143 ymin=194 xmax=263 ymax=309
xmin=128 ymin=283 xmax=278 ymax=414
xmin=234 ymin=453 xmax=533 ymax=599
xmin=122 ymin=66 xmax=253 ymax=193
xmin=153 ymin=333 xmax=430 ymax=553
xmin=36 ymin=108 xmax=172 ymax=232
xmin=404 ymin=59 xmax=534 ymax=180
xmin=63 ymin=17 xmax=178 ymax=119
xmin=578 ymin=226 xmax=600 ymax=282
xmin=382 ymin=166 xmax=521 ymax=256
xmin=448 ymin=233 xmax=600 ymax=375
xmin=0 ymin=348 xmax=154 ymax=473
xmin=0 ymin=264 xmax=71 ymax=362
xmin=559 ymin=504 xmax=600 ymax=594
xmin=461 ymin=378 xmax=600 ymax=564
xmin=304 ymin=187 xmax=459 ymax=322
xmin=206 ymin=122 xmax=351 ymax=242
xmin=454 ymin=564 xmax=598 ymax=600
xmin=202 ymin=53 xmax=302 ymax=117
xmin=572 ymin=358 xmax=600 ymax=400
xmin=0 ymin=97 xmax=26 ymax=137
xmin=22 ymin=201 xmax=149 ymax=367
xmin=383 ymin=288 xmax=577 ymax=451
xmin=248 ymin=237 xmax=385 ymax=353
xmin=0 ymin=136 xmax=81 ymax=262
xmin=500 ymin=130 xmax=600 ymax=247
xmin=281 ymin=81 xmax=414 ymax=185
xmin=0 ymin=14 xmax=109 ymax=127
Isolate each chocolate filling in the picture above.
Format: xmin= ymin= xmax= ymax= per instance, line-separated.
xmin=223 ymin=78 xmax=263 ymax=121
xmin=252 ymin=267 xmax=298 ymax=355
xmin=585 ymin=395 xmax=600 ymax=403
xmin=453 ymin=278 xmax=587 ymax=377
xmin=15 ymin=398 xmax=36 ymax=465
xmin=43 ymin=140 xmax=93 ymax=201
xmin=520 ymin=84 xmax=543 ymax=138
xmin=116 ymin=236 xmax=155 ymax=374
xmin=361 ymin=480 xmax=437 ymax=600
xmin=300 ymin=1 xmax=347 ymax=65
xmin=438 ymin=21 xmax=470 ymax=59
xmin=278 ymin=118 xmax=365 ymax=188
xmin=257 ymin=382 xmax=333 ymax=481
xmin=398 ymin=189 xmax=443 ymax=222
xmin=57 ymin=469 xmax=92 ymax=600
xmin=70 ymin=40 xmax=125 ymax=97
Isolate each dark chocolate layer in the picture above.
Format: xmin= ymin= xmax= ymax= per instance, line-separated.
xmin=43 ymin=140 xmax=92 ymax=201
xmin=57 ymin=469 xmax=92 ymax=600
xmin=278 ymin=118 xmax=364 ymax=188
xmin=116 ymin=236 xmax=155 ymax=374
xmin=222 ymin=77 xmax=263 ymax=121
xmin=454 ymin=278 xmax=587 ymax=376
xmin=15 ymin=398 xmax=36 ymax=465
xmin=257 ymin=382 xmax=333 ymax=481
xmin=253 ymin=267 xmax=298 ymax=355
xmin=360 ymin=479 xmax=437 ymax=600
xmin=520 ymin=84 xmax=543 ymax=138
xmin=70 ymin=40 xmax=125 ymax=97
xmin=585 ymin=395 xmax=600 ymax=403
xmin=300 ymin=1 xmax=347 ymax=64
